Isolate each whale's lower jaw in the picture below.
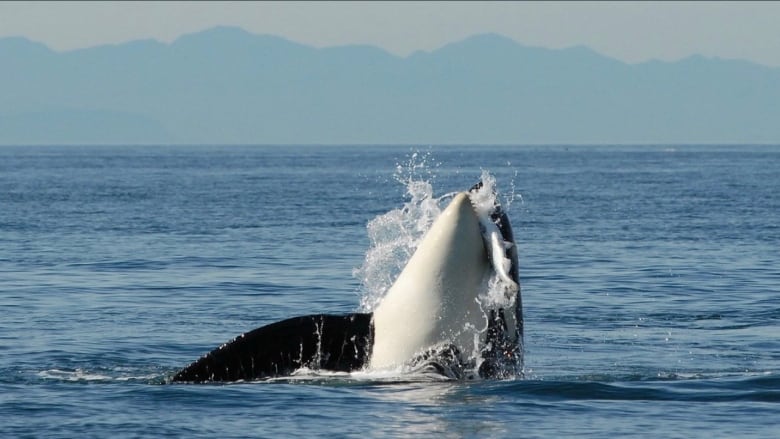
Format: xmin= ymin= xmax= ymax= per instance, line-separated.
xmin=368 ymin=192 xmax=494 ymax=371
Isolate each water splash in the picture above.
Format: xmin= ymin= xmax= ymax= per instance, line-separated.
xmin=35 ymin=367 xmax=164 ymax=383
xmin=354 ymin=151 xmax=445 ymax=312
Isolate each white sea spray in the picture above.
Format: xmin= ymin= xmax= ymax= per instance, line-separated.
xmin=354 ymin=151 xmax=443 ymax=312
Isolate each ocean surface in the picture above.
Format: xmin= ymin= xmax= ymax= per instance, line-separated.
xmin=1 ymin=144 xmax=778 ymax=438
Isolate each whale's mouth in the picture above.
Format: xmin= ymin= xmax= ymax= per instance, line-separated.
xmin=469 ymin=178 xmax=524 ymax=378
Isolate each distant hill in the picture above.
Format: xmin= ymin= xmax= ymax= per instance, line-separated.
xmin=2 ymin=26 xmax=779 ymax=145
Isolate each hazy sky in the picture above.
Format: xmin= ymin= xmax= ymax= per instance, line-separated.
xmin=2 ymin=1 xmax=779 ymax=67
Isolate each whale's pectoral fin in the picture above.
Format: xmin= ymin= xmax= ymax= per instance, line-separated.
xmin=478 ymin=308 xmax=522 ymax=379
xmin=172 ymin=313 xmax=374 ymax=382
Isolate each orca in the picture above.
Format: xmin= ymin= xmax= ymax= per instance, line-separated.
xmin=172 ymin=182 xmax=522 ymax=383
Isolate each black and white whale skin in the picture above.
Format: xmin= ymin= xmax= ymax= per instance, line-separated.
xmin=172 ymin=183 xmax=522 ymax=383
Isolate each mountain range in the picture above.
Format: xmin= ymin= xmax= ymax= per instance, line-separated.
xmin=2 ymin=26 xmax=779 ymax=145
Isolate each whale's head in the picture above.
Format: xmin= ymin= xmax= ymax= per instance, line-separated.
xmin=370 ymin=188 xmax=522 ymax=377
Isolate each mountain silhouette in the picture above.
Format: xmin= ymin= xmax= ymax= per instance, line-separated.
xmin=2 ymin=26 xmax=778 ymax=144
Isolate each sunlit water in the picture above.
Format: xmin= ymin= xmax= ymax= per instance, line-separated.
xmin=1 ymin=145 xmax=778 ymax=437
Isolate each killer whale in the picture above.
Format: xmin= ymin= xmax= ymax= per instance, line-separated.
xmin=172 ymin=182 xmax=521 ymax=382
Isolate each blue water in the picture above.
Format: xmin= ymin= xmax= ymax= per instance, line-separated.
xmin=1 ymin=145 xmax=778 ymax=438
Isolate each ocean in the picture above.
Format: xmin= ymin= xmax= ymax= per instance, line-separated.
xmin=1 ymin=144 xmax=778 ymax=438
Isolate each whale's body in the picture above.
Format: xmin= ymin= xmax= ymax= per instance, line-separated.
xmin=172 ymin=184 xmax=522 ymax=382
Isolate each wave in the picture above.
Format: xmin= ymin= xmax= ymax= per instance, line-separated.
xmin=489 ymin=372 xmax=780 ymax=403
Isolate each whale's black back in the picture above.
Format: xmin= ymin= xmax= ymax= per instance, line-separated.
xmin=172 ymin=313 xmax=373 ymax=382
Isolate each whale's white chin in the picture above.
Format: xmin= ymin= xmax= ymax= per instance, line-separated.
xmin=369 ymin=192 xmax=491 ymax=370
